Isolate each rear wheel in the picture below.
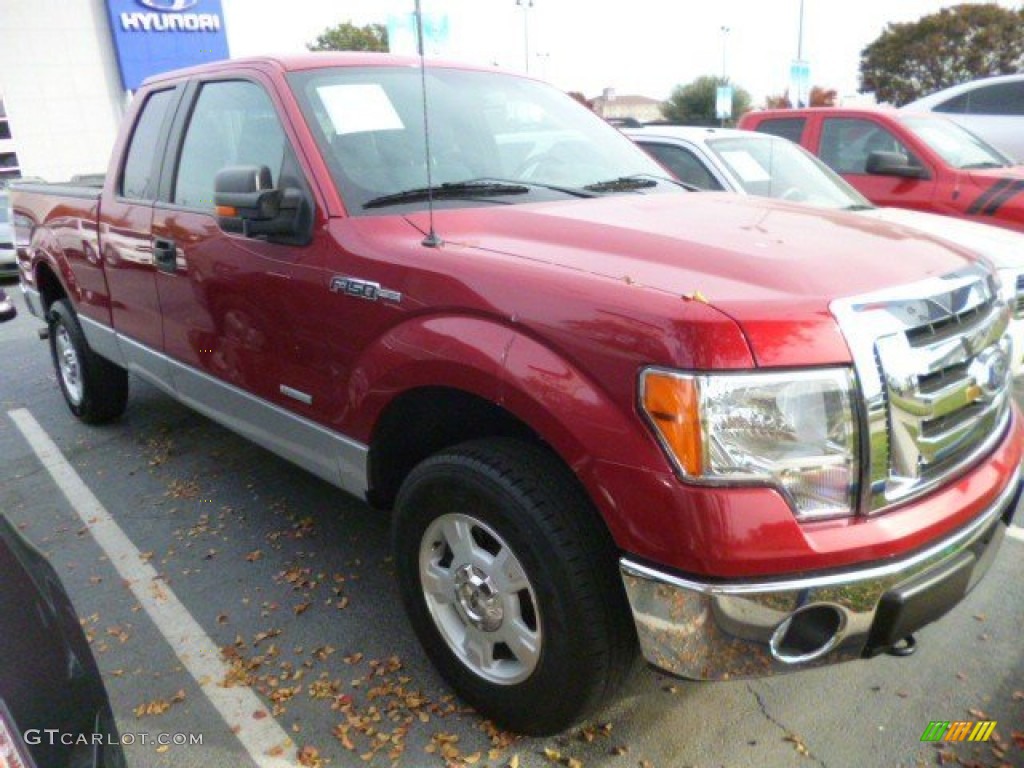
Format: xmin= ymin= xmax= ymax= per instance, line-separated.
xmin=48 ymin=299 xmax=128 ymax=424
xmin=393 ymin=438 xmax=637 ymax=734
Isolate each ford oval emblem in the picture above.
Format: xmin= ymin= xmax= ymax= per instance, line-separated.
xmin=137 ymin=0 xmax=199 ymax=11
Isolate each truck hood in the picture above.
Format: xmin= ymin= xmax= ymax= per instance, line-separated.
xmin=406 ymin=193 xmax=981 ymax=366
xmin=858 ymin=207 xmax=1024 ymax=270
xmin=968 ymin=166 xmax=1024 ymax=185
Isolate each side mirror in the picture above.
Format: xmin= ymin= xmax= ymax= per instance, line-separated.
xmin=214 ymin=165 xmax=303 ymax=238
xmin=865 ymin=151 xmax=929 ymax=179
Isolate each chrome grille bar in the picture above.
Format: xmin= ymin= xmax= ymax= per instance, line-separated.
xmin=832 ymin=264 xmax=1013 ymax=514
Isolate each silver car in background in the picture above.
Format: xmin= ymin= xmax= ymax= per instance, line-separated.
xmin=903 ymin=74 xmax=1024 ymax=163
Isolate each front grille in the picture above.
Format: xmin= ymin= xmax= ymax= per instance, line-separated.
xmin=833 ymin=265 xmax=1013 ymax=514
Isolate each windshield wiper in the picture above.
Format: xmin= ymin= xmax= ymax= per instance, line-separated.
xmin=844 ymin=204 xmax=876 ymax=211
xmin=584 ymin=173 xmax=697 ymax=193
xmin=960 ymin=161 xmax=1007 ymax=170
xmin=364 ymin=181 xmax=529 ymax=209
xmin=460 ymin=177 xmax=597 ymax=199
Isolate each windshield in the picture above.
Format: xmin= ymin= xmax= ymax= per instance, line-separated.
xmin=287 ymin=66 xmax=674 ymax=213
xmin=900 ymin=116 xmax=1011 ymax=169
xmin=706 ymin=135 xmax=870 ymax=210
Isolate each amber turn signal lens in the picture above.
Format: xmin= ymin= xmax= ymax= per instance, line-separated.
xmin=642 ymin=372 xmax=703 ymax=475
xmin=215 ymin=205 xmax=237 ymax=217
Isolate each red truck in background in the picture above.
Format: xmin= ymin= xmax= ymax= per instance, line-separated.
xmin=739 ymin=107 xmax=1024 ymax=233
xmin=11 ymin=54 xmax=1024 ymax=735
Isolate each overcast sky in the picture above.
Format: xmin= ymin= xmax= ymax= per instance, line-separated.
xmin=220 ymin=0 xmax=1019 ymax=103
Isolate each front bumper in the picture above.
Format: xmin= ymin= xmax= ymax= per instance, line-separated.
xmin=620 ymin=466 xmax=1021 ymax=681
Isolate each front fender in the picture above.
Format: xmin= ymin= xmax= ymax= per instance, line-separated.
xmin=345 ymin=313 xmax=671 ymax=549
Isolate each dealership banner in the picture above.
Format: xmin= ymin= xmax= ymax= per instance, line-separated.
xmin=105 ymin=0 xmax=230 ymax=91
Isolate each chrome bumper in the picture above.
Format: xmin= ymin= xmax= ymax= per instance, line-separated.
xmin=620 ymin=468 xmax=1021 ymax=681
xmin=20 ymin=284 xmax=43 ymax=320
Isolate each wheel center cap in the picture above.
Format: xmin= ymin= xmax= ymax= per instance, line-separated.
xmin=453 ymin=564 xmax=503 ymax=631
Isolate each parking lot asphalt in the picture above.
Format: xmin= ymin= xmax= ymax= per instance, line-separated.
xmin=0 ymin=283 xmax=1022 ymax=768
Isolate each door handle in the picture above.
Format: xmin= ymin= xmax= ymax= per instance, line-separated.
xmin=153 ymin=238 xmax=177 ymax=274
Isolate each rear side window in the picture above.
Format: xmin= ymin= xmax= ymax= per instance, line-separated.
xmin=639 ymin=142 xmax=723 ymax=190
xmin=964 ymin=82 xmax=1024 ymax=116
xmin=934 ymin=93 xmax=969 ymax=114
xmin=121 ymin=89 xmax=175 ymax=200
xmin=753 ymin=117 xmax=806 ymax=143
xmin=173 ymin=81 xmax=286 ymax=210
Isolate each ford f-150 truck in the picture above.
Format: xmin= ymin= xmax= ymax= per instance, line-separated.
xmin=739 ymin=107 xmax=1024 ymax=233
xmin=12 ymin=54 xmax=1024 ymax=735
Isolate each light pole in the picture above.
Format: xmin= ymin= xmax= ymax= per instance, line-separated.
xmin=516 ymin=0 xmax=534 ymax=73
xmin=720 ymin=25 xmax=730 ymax=80
xmin=797 ymin=0 xmax=805 ymax=61
xmin=720 ymin=26 xmax=730 ymax=127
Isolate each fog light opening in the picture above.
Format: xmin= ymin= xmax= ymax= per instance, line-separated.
xmin=770 ymin=604 xmax=845 ymax=664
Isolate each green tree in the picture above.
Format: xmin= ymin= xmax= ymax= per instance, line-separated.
xmin=859 ymin=4 xmax=1024 ymax=105
xmin=308 ymin=21 xmax=388 ymax=52
xmin=662 ymin=76 xmax=752 ymax=126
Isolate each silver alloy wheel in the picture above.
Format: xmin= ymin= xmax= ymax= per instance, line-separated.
xmin=55 ymin=324 xmax=84 ymax=405
xmin=419 ymin=512 xmax=542 ymax=685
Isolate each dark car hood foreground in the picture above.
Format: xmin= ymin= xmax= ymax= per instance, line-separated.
xmin=406 ymin=193 xmax=979 ymax=366
xmin=0 ymin=514 xmax=124 ymax=767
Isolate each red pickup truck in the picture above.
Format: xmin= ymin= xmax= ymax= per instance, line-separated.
xmin=739 ymin=107 xmax=1024 ymax=232
xmin=12 ymin=54 xmax=1023 ymax=734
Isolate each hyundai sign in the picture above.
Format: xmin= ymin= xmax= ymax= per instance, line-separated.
xmin=105 ymin=0 xmax=229 ymax=91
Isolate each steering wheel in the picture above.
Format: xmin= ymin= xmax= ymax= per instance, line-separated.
xmin=780 ymin=187 xmax=805 ymax=202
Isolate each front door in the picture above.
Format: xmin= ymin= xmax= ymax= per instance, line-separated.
xmin=817 ymin=117 xmax=936 ymax=212
xmin=151 ymin=77 xmax=333 ymax=422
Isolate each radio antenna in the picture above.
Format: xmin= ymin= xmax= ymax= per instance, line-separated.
xmin=415 ymin=0 xmax=442 ymax=248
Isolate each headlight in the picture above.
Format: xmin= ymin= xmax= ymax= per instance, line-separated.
xmin=640 ymin=367 xmax=859 ymax=519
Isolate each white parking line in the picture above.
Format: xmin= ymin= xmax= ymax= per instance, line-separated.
xmin=1008 ymin=526 xmax=1024 ymax=543
xmin=8 ymin=409 xmax=296 ymax=768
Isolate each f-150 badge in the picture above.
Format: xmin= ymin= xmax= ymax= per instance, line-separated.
xmin=330 ymin=277 xmax=402 ymax=304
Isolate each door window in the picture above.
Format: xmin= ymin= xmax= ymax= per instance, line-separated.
xmin=819 ymin=118 xmax=921 ymax=174
xmin=174 ymin=81 xmax=287 ymax=210
xmin=639 ymin=142 xmax=723 ymax=190
xmin=121 ymin=89 xmax=175 ymax=200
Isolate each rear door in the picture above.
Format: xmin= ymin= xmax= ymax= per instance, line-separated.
xmin=814 ymin=116 xmax=937 ymax=212
xmin=100 ymin=85 xmax=182 ymax=381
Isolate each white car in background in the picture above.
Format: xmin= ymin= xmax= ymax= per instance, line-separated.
xmin=626 ymin=125 xmax=1024 ymax=375
xmin=903 ymin=74 xmax=1024 ymax=163
xmin=0 ymin=192 xmax=15 ymax=279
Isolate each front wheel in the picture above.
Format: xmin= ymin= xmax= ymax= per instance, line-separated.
xmin=48 ymin=299 xmax=128 ymax=424
xmin=393 ymin=438 xmax=637 ymax=735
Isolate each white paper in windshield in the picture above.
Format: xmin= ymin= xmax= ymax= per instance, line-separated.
xmin=318 ymin=83 xmax=404 ymax=135
xmin=720 ymin=150 xmax=771 ymax=183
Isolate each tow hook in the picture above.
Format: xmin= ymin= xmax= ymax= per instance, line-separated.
xmin=886 ymin=635 xmax=917 ymax=657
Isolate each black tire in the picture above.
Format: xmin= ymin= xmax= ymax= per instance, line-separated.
xmin=48 ymin=299 xmax=129 ymax=424
xmin=393 ymin=437 xmax=637 ymax=735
